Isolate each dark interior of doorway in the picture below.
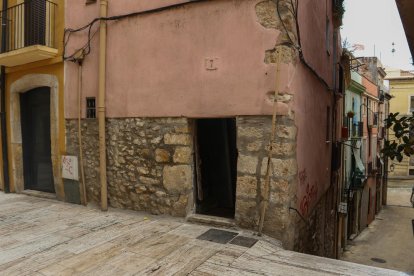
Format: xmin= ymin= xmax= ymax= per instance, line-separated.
xmin=195 ymin=118 xmax=237 ymax=218
xmin=21 ymin=87 xmax=55 ymax=193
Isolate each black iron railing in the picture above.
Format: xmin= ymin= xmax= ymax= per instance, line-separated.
xmin=0 ymin=0 xmax=56 ymax=53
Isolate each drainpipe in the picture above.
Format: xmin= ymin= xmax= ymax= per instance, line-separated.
xmin=99 ymin=0 xmax=108 ymax=211
xmin=1 ymin=0 xmax=10 ymax=193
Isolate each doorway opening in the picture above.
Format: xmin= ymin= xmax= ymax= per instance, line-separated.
xmin=20 ymin=87 xmax=55 ymax=193
xmin=194 ymin=118 xmax=237 ymax=218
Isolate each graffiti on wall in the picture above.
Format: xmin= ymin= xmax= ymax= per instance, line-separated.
xmin=298 ymin=169 xmax=319 ymax=216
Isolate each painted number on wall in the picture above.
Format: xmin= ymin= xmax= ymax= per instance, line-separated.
xmin=62 ymin=155 xmax=79 ymax=181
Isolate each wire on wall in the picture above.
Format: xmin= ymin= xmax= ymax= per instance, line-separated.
xmin=275 ymin=0 xmax=334 ymax=92
xmin=63 ymin=0 xmax=210 ymax=62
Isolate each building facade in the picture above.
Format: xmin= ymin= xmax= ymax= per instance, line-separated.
xmin=0 ymin=0 xmax=345 ymax=257
xmin=0 ymin=0 xmax=65 ymax=198
xmin=337 ymin=55 xmax=389 ymax=253
xmin=385 ymin=68 xmax=414 ymax=179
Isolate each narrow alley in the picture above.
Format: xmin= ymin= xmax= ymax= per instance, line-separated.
xmin=0 ymin=193 xmax=403 ymax=276
xmin=342 ymin=187 xmax=414 ymax=274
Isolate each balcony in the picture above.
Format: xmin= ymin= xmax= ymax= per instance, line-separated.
xmin=0 ymin=0 xmax=58 ymax=67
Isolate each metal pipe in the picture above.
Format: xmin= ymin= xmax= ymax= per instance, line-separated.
xmin=99 ymin=0 xmax=108 ymax=211
xmin=1 ymin=0 xmax=10 ymax=193
xmin=77 ymin=60 xmax=87 ymax=206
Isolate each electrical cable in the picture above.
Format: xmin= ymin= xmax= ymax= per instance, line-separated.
xmin=64 ymin=0 xmax=210 ymax=62
xmin=276 ymin=0 xmax=333 ymax=92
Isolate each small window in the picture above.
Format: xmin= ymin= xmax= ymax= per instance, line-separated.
xmin=409 ymin=169 xmax=414 ymax=176
xmin=86 ymin=97 xmax=96 ymax=119
xmin=85 ymin=0 xmax=96 ymax=4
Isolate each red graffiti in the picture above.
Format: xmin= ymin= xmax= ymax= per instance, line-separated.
xmin=298 ymin=169 xmax=307 ymax=186
xmin=299 ymin=182 xmax=318 ymax=216
xmin=62 ymin=156 xmax=74 ymax=176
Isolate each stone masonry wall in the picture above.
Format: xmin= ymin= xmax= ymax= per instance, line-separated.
xmin=235 ymin=116 xmax=298 ymax=245
xmin=293 ymin=184 xmax=337 ymax=258
xmin=65 ymin=118 xmax=193 ymax=216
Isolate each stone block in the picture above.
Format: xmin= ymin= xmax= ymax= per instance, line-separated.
xmin=172 ymin=194 xmax=189 ymax=217
xmin=235 ymin=200 xmax=258 ymax=227
xmin=150 ymin=137 xmax=162 ymax=144
xmin=261 ymin=158 xmax=297 ymax=177
xmin=173 ymin=147 xmax=192 ymax=164
xmin=155 ymin=149 xmax=170 ymax=163
xmin=246 ymin=141 xmax=263 ymax=152
xmin=174 ymin=125 xmax=190 ymax=134
xmin=271 ymin=179 xmax=290 ymax=193
xmin=164 ymin=133 xmax=191 ymax=145
xmin=276 ymin=125 xmax=297 ymax=140
xmin=163 ymin=165 xmax=192 ymax=193
xmin=270 ymin=142 xmax=295 ymax=156
xmin=270 ymin=189 xmax=290 ymax=205
xmin=238 ymin=126 xmax=264 ymax=138
xmin=139 ymin=176 xmax=160 ymax=185
xmin=238 ymin=155 xmax=259 ymax=175
xmin=255 ymin=0 xmax=278 ymax=29
xmin=237 ymin=176 xmax=258 ymax=198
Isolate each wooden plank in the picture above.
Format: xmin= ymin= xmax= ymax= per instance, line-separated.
xmin=141 ymin=243 xmax=217 ymax=275
xmin=230 ymin=253 xmax=335 ymax=276
xmin=263 ymin=249 xmax=403 ymax=276
xmin=81 ymin=251 xmax=156 ymax=276
xmin=191 ymin=262 xmax=258 ymax=276
xmin=39 ymin=242 xmax=124 ymax=275
xmin=0 ymin=235 xmax=71 ymax=266
xmin=128 ymin=233 xmax=190 ymax=259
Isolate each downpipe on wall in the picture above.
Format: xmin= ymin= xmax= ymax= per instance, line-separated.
xmin=99 ymin=0 xmax=108 ymax=211
xmin=77 ymin=57 xmax=88 ymax=206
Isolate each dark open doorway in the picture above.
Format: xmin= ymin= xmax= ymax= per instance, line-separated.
xmin=194 ymin=118 xmax=237 ymax=218
xmin=20 ymin=87 xmax=54 ymax=193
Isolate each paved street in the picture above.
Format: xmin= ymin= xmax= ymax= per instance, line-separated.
xmin=342 ymin=188 xmax=414 ymax=274
xmin=0 ymin=193 xmax=403 ymax=276
xmin=387 ymin=187 xmax=413 ymax=207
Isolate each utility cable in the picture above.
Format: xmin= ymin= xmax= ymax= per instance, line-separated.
xmin=64 ymin=0 xmax=210 ymax=62
xmin=276 ymin=0 xmax=333 ymax=92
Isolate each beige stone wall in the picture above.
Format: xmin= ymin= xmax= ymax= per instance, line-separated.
xmin=65 ymin=118 xmax=193 ymax=216
xmin=235 ymin=116 xmax=298 ymax=245
xmin=66 ymin=115 xmax=303 ymax=249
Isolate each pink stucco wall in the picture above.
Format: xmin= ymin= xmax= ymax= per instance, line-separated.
xmin=65 ymin=0 xmax=338 ymax=217
xmin=293 ymin=0 xmax=337 ymax=216
xmin=65 ymin=0 xmax=291 ymax=118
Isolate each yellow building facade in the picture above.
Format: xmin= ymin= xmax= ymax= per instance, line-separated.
xmin=0 ymin=0 xmax=66 ymax=200
xmin=385 ymin=68 xmax=414 ymax=177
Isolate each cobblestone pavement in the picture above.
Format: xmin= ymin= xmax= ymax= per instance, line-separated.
xmin=0 ymin=193 xmax=405 ymax=275
xmin=342 ymin=188 xmax=414 ymax=274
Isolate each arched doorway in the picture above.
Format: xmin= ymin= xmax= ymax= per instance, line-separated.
xmin=10 ymin=74 xmax=63 ymax=198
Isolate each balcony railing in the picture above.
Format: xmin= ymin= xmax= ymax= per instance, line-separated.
xmin=0 ymin=0 xmax=56 ymax=53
